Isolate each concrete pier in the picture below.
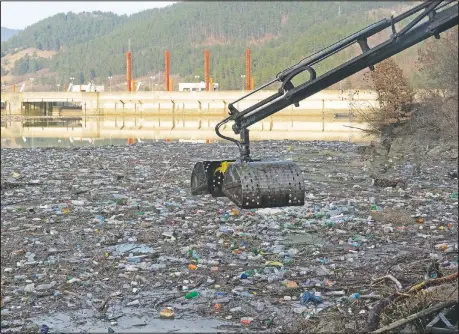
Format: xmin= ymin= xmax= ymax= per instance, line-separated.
xmin=1 ymin=90 xmax=379 ymax=116
xmin=1 ymin=90 xmax=379 ymax=143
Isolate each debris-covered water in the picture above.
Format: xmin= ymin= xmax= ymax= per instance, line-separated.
xmin=1 ymin=139 xmax=457 ymax=333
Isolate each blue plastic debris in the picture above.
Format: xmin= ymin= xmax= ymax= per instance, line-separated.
xmin=40 ymin=324 xmax=50 ymax=334
xmin=300 ymin=291 xmax=323 ymax=305
xmin=94 ymin=215 xmax=105 ymax=223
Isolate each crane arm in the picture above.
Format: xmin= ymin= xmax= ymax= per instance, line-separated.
xmin=191 ymin=0 xmax=458 ymax=209
xmin=217 ymin=0 xmax=458 ymax=160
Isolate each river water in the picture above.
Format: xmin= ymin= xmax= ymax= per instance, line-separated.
xmin=1 ymin=111 xmax=372 ymax=148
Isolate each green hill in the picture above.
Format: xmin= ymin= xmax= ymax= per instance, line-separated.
xmin=2 ymin=11 xmax=126 ymax=52
xmin=2 ymin=1 xmax=425 ymax=90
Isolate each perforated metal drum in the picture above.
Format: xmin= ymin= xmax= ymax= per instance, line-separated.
xmin=222 ymin=160 xmax=305 ymax=209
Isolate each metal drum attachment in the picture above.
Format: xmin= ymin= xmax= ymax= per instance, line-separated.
xmin=190 ymin=160 xmax=235 ymax=197
xmin=222 ymin=160 xmax=305 ymax=209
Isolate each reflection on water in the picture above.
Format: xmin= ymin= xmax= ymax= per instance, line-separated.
xmin=1 ymin=113 xmax=372 ymax=148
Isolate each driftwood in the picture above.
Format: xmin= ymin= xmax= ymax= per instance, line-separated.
xmin=98 ymin=295 xmax=111 ymax=312
xmin=371 ymin=299 xmax=456 ymax=333
xmin=360 ymin=294 xmax=383 ymax=300
xmin=366 ymin=272 xmax=458 ymax=331
xmin=342 ymin=125 xmax=370 ymax=132
xmin=97 ymin=291 xmax=123 ymax=312
xmin=372 ymin=274 xmax=403 ymax=290
xmin=406 ymin=272 xmax=458 ymax=294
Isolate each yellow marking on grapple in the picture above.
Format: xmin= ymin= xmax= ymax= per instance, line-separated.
xmin=214 ymin=161 xmax=232 ymax=175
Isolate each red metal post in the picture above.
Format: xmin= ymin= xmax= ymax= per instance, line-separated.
xmin=165 ymin=50 xmax=170 ymax=91
xmin=205 ymin=50 xmax=210 ymax=91
xmin=245 ymin=48 xmax=251 ymax=91
xmin=126 ymin=51 xmax=132 ymax=92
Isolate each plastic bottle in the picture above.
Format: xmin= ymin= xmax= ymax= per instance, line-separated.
xmin=287 ymin=248 xmax=299 ymax=256
xmin=267 ymin=275 xmax=277 ymax=283
xmin=199 ymin=289 xmax=214 ymax=298
xmin=325 ymin=290 xmax=345 ymax=296
xmin=192 ymin=250 xmax=200 ymax=260
xmin=268 ymin=268 xmax=286 ymax=283
xmin=331 ymin=214 xmax=345 ymax=224
xmin=283 ymin=255 xmax=293 ymax=264
xmin=151 ymin=263 xmax=166 ymax=271
xmin=94 ymin=215 xmax=105 ymax=223
xmin=239 ymin=291 xmax=253 ymax=298
xmin=256 ymin=301 xmax=265 ymax=312
xmin=348 ymin=292 xmax=360 ymax=302
xmin=240 ymin=317 xmax=253 ymax=325
xmin=246 ymin=269 xmax=255 ymax=276
xmin=160 ymin=307 xmax=175 ymax=319
xmin=219 ymin=226 xmax=233 ymax=234
xmin=185 ymin=291 xmax=199 ymax=299
xmin=405 ymin=161 xmax=413 ymax=175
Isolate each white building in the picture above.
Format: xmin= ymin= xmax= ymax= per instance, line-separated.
xmin=69 ymin=83 xmax=105 ymax=92
xmin=178 ymin=81 xmax=219 ymax=92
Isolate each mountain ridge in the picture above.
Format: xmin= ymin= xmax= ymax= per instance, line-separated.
xmin=1 ymin=27 xmax=20 ymax=42
xmin=1 ymin=1 xmax=429 ymax=90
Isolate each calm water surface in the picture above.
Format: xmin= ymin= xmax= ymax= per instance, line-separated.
xmin=1 ymin=112 xmax=372 ymax=149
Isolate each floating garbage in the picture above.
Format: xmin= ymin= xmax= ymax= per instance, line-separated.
xmin=1 ymin=138 xmax=457 ymax=333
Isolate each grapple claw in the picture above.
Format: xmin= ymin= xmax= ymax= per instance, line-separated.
xmin=190 ymin=160 xmax=236 ymax=197
xmin=222 ymin=160 xmax=305 ymax=209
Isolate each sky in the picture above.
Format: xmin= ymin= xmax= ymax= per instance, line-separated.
xmin=1 ymin=1 xmax=176 ymax=30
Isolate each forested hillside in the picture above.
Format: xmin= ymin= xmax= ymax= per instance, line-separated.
xmin=2 ymin=12 xmax=127 ymax=52
xmin=1 ymin=1 xmax=429 ymax=90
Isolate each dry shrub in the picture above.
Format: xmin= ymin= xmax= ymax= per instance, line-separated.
xmin=351 ymin=58 xmax=415 ymax=143
xmin=408 ymin=27 xmax=458 ymax=141
xmin=417 ymin=27 xmax=458 ymax=97
xmin=353 ymin=27 xmax=458 ymax=144
xmin=406 ymin=93 xmax=458 ymax=141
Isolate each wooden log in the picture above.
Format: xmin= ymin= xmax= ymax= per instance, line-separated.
xmin=371 ymin=300 xmax=456 ymax=333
